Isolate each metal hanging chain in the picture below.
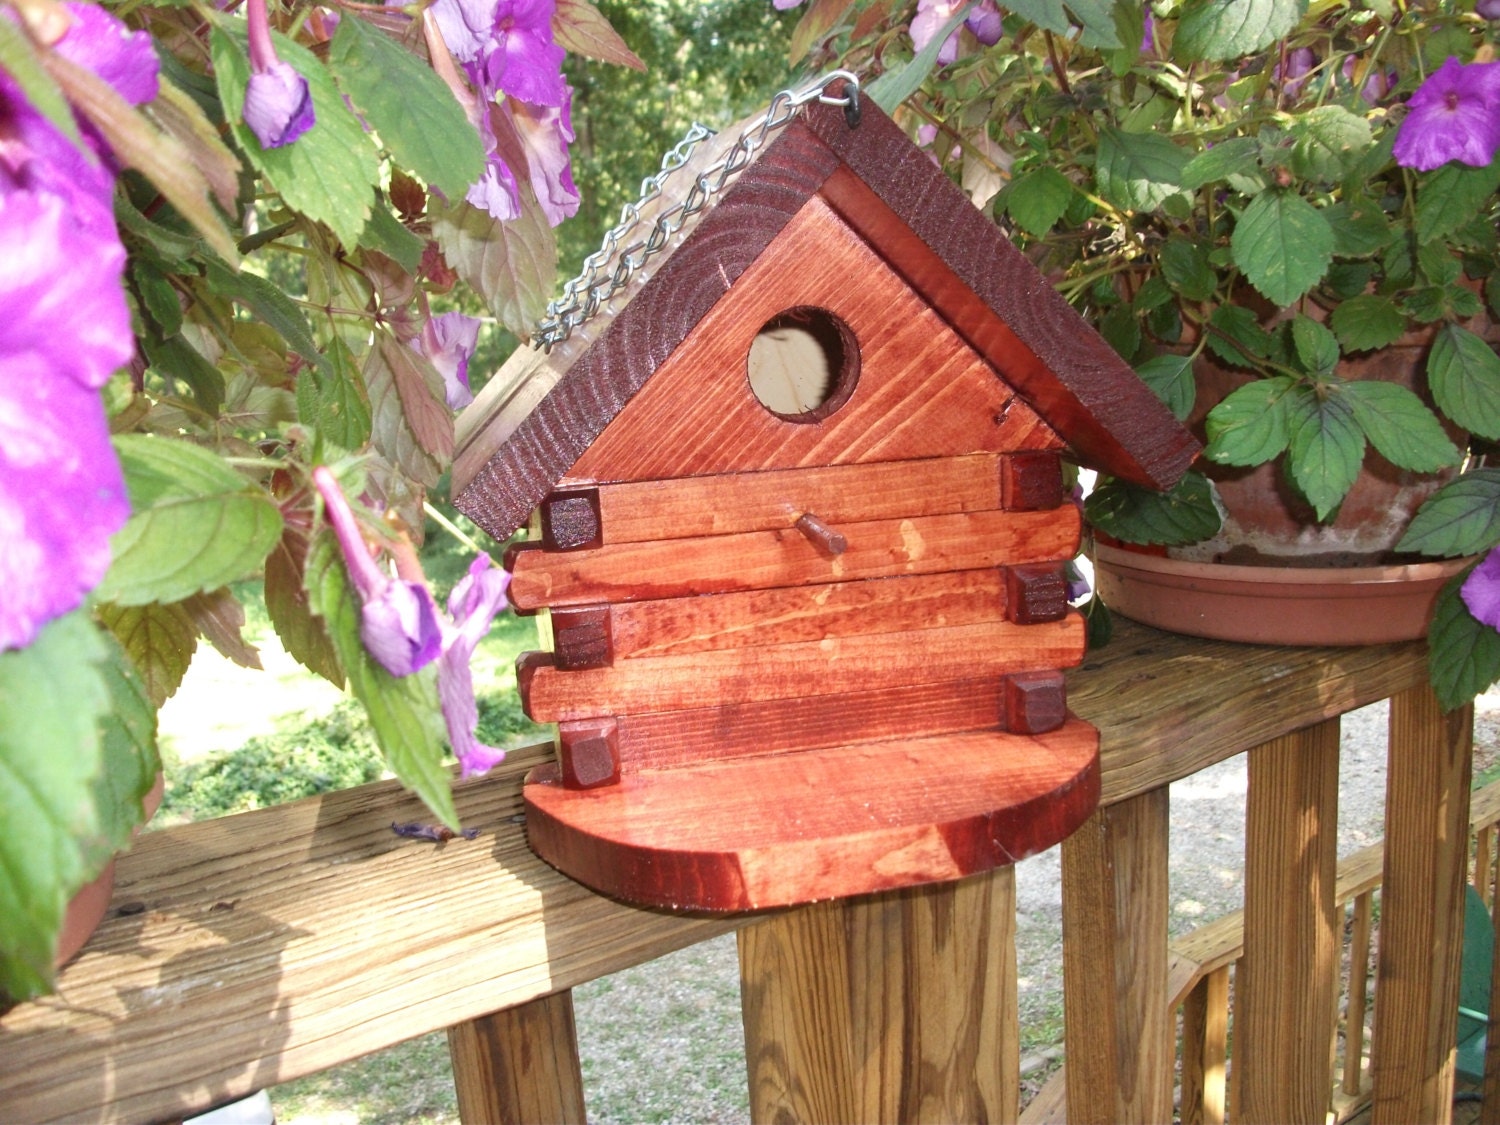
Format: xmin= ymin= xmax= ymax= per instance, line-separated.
xmin=533 ymin=70 xmax=861 ymax=352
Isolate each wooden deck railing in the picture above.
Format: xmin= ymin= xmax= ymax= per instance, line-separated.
xmin=0 ymin=619 xmax=1479 ymax=1124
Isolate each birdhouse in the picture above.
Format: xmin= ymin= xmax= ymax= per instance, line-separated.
xmin=452 ymin=76 xmax=1197 ymax=912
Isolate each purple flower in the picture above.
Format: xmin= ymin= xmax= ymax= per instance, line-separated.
xmin=911 ymin=0 xmax=1002 ymax=66
xmin=1276 ymin=47 xmax=1316 ymax=98
xmin=1393 ymin=57 xmax=1500 ymax=171
xmin=772 ymin=0 xmax=804 ymax=9
xmin=511 ymin=91 xmax=579 ymax=226
xmin=437 ymin=557 xmax=511 ymax=776
xmin=1479 ymin=0 xmax=1500 ymax=19
xmin=55 ymin=2 xmax=159 ymax=108
xmin=313 ymin=467 xmax=443 ymax=676
xmin=1462 ymin=550 xmax=1500 ymax=631
xmin=0 ymin=191 xmax=131 ymax=650
xmin=414 ymin=312 xmax=481 ymax=408
xmin=467 ymin=100 xmax=523 ymax=220
xmin=243 ymin=0 xmax=315 ymax=149
xmin=435 ymin=0 xmax=567 ymax=107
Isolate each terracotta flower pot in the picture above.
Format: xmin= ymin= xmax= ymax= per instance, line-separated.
xmin=55 ymin=772 xmax=164 ymax=969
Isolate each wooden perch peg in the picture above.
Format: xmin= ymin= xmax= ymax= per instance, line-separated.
xmin=794 ymin=511 xmax=846 ymax=557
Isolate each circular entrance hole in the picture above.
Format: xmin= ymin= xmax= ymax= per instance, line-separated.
xmin=746 ymin=306 xmax=859 ymax=422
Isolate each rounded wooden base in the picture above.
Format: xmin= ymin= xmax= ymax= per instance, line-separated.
xmin=523 ymin=721 xmax=1100 ymax=911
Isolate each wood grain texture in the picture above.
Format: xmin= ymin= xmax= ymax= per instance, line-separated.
xmin=1370 ymin=687 xmax=1473 ymax=1124
xmin=1060 ymin=787 xmax=1173 ymax=1124
xmin=739 ymin=870 xmax=1018 ymax=1124
xmin=539 ymin=489 xmax=602 ymax=551
xmin=1235 ymin=719 xmax=1340 ymax=1124
xmin=523 ymin=722 xmax=1099 ymax=910
xmin=1180 ymin=967 xmax=1230 ymax=1125
xmin=550 ymin=605 xmax=612 ymax=670
xmin=452 ymin=122 xmax=846 ymax=539
xmin=1002 ymin=451 xmax=1065 ymax=511
xmin=802 ymin=89 xmax=1198 ymax=492
xmin=507 ymin=505 xmax=1081 ymax=610
xmin=607 ymin=676 xmax=1008 ymax=772
xmin=561 ymin=195 xmax=1061 ymax=486
xmin=586 ymin=455 xmax=1006 ymax=544
xmin=582 ymin=569 xmax=1010 ymax=661
xmin=447 ymin=992 xmax=585 ymax=1125
xmin=1002 ymin=671 xmax=1067 ymax=735
xmin=558 ymin=719 xmax=620 ymax=790
xmin=519 ymin=615 xmax=1086 ymax=722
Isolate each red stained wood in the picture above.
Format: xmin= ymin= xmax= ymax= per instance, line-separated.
xmin=550 ymin=605 xmax=613 ymax=670
xmin=587 ymin=455 xmax=1007 ymax=544
xmin=508 ymin=506 xmax=1081 ymax=610
xmin=1005 ymin=563 xmax=1069 ymax=625
xmin=598 ymin=570 xmax=1009 ymax=661
xmin=561 ymin=196 xmax=1062 ymax=486
xmin=558 ymin=720 xmax=620 ymax=790
xmin=525 ymin=722 xmax=1098 ymax=910
xmin=1003 ymin=671 xmax=1067 ymax=735
xmin=540 ymin=489 xmax=602 ymax=551
xmin=609 ymin=677 xmax=1008 ymax=772
xmin=452 ymin=122 xmax=846 ymax=539
xmin=518 ymin=615 xmax=1086 ymax=722
xmin=1003 ymin=451 xmax=1065 ymax=511
xmin=803 ymin=89 xmax=1198 ymax=492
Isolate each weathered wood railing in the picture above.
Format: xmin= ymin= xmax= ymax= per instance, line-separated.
xmin=0 ymin=619 xmax=1478 ymax=1124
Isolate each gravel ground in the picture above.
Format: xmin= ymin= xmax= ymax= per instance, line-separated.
xmin=568 ymin=694 xmax=1500 ymax=1123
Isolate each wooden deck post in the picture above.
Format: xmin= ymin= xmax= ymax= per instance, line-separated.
xmin=1236 ymin=718 xmax=1341 ymax=1123
xmin=1060 ymin=787 xmax=1172 ymax=1124
xmin=738 ymin=868 xmax=1019 ymax=1123
xmin=448 ymin=992 xmax=587 ymax=1124
xmin=1370 ymin=686 xmax=1474 ymax=1124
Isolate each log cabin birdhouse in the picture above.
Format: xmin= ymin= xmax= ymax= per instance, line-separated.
xmin=452 ymin=75 xmax=1197 ymax=912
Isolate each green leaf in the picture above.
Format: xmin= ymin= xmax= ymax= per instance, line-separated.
xmin=98 ymin=436 xmax=285 ymax=606
xmin=553 ymin=0 xmax=646 ymax=69
xmin=1005 ymin=166 xmax=1075 ymax=237
xmin=1397 ymin=469 xmax=1500 ymax=557
xmin=300 ymin=336 xmax=373 ymax=451
xmin=266 ymin=507 xmax=346 ymax=686
xmin=1344 ymin=380 xmax=1463 ymax=473
xmin=1002 ymin=0 xmax=1071 ymax=34
xmin=1230 ymin=190 xmax=1335 ymax=307
xmin=1062 ymin=0 xmax=1123 ymax=48
xmin=205 ymin=262 xmax=328 ymax=373
xmin=1099 ymin=305 xmax=1141 ymax=362
xmin=211 ymin=26 xmax=379 ymax=248
xmin=96 ymin=601 xmax=199 ymax=708
xmin=1287 ymin=106 xmax=1372 ymax=183
xmin=1324 ymin=200 xmax=1391 ymax=258
xmin=142 ymin=333 xmax=225 ymax=415
xmin=1095 ymin=126 xmax=1192 ymax=213
xmin=431 ymin=198 xmax=557 ymax=339
xmin=0 ymin=612 xmax=110 ymax=1001
xmin=1428 ymin=568 xmax=1500 ymax=712
xmin=1206 ymin=304 xmax=1275 ymax=368
xmin=788 ymin=0 xmax=857 ymax=65
xmin=1084 ymin=472 xmax=1222 ymax=546
xmin=868 ymin=4 xmax=972 ymax=110
xmin=1160 ymin=236 xmax=1217 ymax=302
xmin=305 ymin=532 xmax=457 ymax=827
xmin=327 ymin=16 xmax=484 ymax=201
xmin=1204 ymin=375 xmax=1297 ymax=465
xmin=1289 ymin=315 xmax=1339 ymax=377
xmin=1328 ymin=294 xmax=1406 ymax=353
xmin=362 ymin=199 xmax=426 ymax=275
xmin=131 ymin=260 xmax=183 ymax=338
xmin=1133 ymin=353 xmax=1196 ymax=420
xmin=1180 ymin=137 xmax=1261 ymax=191
xmin=364 ymin=341 xmax=443 ymax=488
xmin=1416 ymin=162 xmax=1500 ymax=245
xmin=89 ymin=633 xmax=163 ymax=871
xmin=1429 ymin=324 xmax=1500 ymax=441
xmin=1175 ymin=0 xmax=1307 ymax=61
xmin=1286 ymin=386 xmax=1364 ymax=520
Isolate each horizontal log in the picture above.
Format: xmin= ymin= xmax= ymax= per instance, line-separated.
xmin=525 ymin=722 xmax=1101 ymax=911
xmin=587 ymin=676 xmax=1008 ymax=772
xmin=599 ymin=569 xmax=1008 ymax=661
xmin=587 ymin=455 xmax=1008 ymax=544
xmin=520 ymin=615 xmax=1086 ymax=722
xmin=508 ymin=507 xmax=1081 ymax=610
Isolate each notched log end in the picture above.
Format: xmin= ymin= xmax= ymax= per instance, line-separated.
xmin=540 ymin=489 xmax=603 ymax=552
xmin=1002 ymin=671 xmax=1067 ymax=735
xmin=559 ymin=719 xmax=621 ymax=790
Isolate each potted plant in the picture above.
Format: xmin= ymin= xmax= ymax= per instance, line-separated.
xmin=0 ymin=0 xmax=638 ymax=1001
xmin=783 ymin=0 xmax=1500 ymax=708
